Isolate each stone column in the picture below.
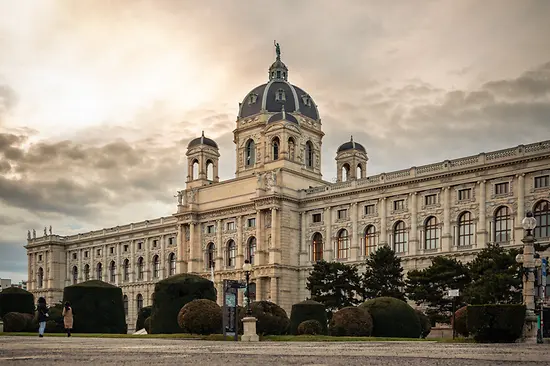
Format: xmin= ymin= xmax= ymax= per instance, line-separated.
xmin=116 ymin=243 xmax=121 ymax=285
xmin=379 ymin=198 xmax=387 ymax=246
xmin=324 ymin=207 xmax=333 ymax=261
xmin=299 ymin=212 xmax=308 ymax=265
xmin=442 ymin=187 xmax=452 ymax=252
xmin=160 ymin=236 xmax=166 ymax=279
xmin=102 ymin=244 xmax=108 ymax=282
xmin=27 ymin=254 xmax=32 ymax=290
xmin=189 ymin=223 xmax=196 ymax=273
xmin=237 ymin=216 xmax=244 ymax=268
xmin=216 ymin=219 xmax=223 ymax=269
xmin=350 ymin=203 xmax=359 ymax=260
xmin=269 ymin=208 xmax=280 ymax=264
xmin=78 ymin=249 xmax=83 ymax=282
xmin=144 ymin=238 xmax=150 ymax=281
xmin=478 ymin=180 xmax=487 ymax=248
xmin=256 ymin=210 xmax=264 ymax=265
xmin=130 ymin=241 xmax=135 ymax=281
xmin=270 ymin=277 xmax=278 ymax=304
xmin=410 ymin=192 xmax=418 ymax=255
xmin=66 ymin=252 xmax=71 ymax=286
xmin=516 ymin=174 xmax=526 ymax=243
xmin=177 ymin=224 xmax=184 ymax=273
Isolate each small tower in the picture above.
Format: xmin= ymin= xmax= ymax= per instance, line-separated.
xmin=186 ymin=131 xmax=220 ymax=188
xmin=335 ymin=136 xmax=368 ymax=182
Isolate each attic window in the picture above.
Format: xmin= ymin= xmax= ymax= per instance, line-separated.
xmin=275 ymin=89 xmax=286 ymax=102
xmin=248 ymin=93 xmax=258 ymax=105
xmin=301 ymin=94 xmax=311 ymax=107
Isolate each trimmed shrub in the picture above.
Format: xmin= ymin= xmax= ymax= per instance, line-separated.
xmin=135 ymin=306 xmax=152 ymax=331
xmin=238 ymin=301 xmax=290 ymax=335
xmin=45 ymin=303 xmax=65 ymax=333
xmin=290 ymin=300 xmax=327 ymax=335
xmin=467 ymin=304 xmax=525 ymax=343
xmin=359 ymin=297 xmax=421 ymax=338
xmin=150 ymin=273 xmax=217 ymax=334
xmin=144 ymin=317 xmax=152 ymax=333
xmin=452 ymin=306 xmax=468 ymax=337
xmin=329 ymin=306 xmax=373 ymax=337
xmin=63 ymin=280 xmax=126 ymax=334
xmin=2 ymin=312 xmax=35 ymax=332
xmin=415 ymin=310 xmax=431 ymax=338
xmin=177 ymin=299 xmax=222 ymax=335
xmin=0 ymin=287 xmax=35 ymax=318
xmin=297 ymin=320 xmax=323 ymax=335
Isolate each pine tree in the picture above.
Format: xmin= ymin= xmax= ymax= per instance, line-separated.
xmin=362 ymin=246 xmax=406 ymax=301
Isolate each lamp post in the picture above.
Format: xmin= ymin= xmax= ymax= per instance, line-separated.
xmin=516 ymin=211 xmax=540 ymax=343
xmin=242 ymin=259 xmax=252 ymax=315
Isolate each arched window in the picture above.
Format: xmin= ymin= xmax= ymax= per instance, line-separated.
xmin=305 ymin=141 xmax=314 ymax=168
xmin=84 ymin=264 xmax=90 ymax=281
xmin=123 ymin=295 xmax=128 ymax=316
xmin=206 ymin=243 xmax=215 ymax=269
xmin=337 ymin=229 xmax=350 ymax=259
xmin=424 ymin=216 xmax=439 ymax=250
xmin=109 ymin=261 xmax=116 ymax=283
xmin=137 ymin=257 xmax=144 ymax=280
xmin=123 ymin=259 xmax=130 ymax=282
xmin=226 ymin=240 xmax=236 ymax=267
xmin=494 ymin=206 xmax=511 ymax=243
xmin=136 ymin=294 xmax=143 ymax=311
xmin=247 ymin=237 xmax=256 ymax=265
xmin=534 ymin=200 xmax=550 ymax=239
xmin=37 ymin=267 xmax=44 ymax=288
xmin=72 ymin=266 xmax=78 ymax=285
xmin=168 ymin=253 xmax=176 ymax=276
xmin=288 ymin=137 xmax=296 ymax=161
xmin=272 ymin=137 xmax=280 ymax=160
xmin=245 ymin=139 xmax=255 ymax=166
xmin=192 ymin=159 xmax=199 ymax=180
xmin=458 ymin=211 xmax=474 ymax=246
xmin=364 ymin=225 xmax=377 ymax=256
xmin=356 ymin=164 xmax=363 ymax=179
xmin=341 ymin=163 xmax=350 ymax=181
xmin=96 ymin=263 xmax=103 ymax=280
xmin=393 ymin=221 xmax=408 ymax=253
xmin=206 ymin=160 xmax=214 ymax=181
xmin=275 ymin=88 xmax=286 ymax=101
xmin=152 ymin=255 xmax=160 ymax=279
xmin=311 ymin=233 xmax=323 ymax=261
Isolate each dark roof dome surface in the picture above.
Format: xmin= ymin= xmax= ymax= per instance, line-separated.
xmin=188 ymin=131 xmax=218 ymax=149
xmin=267 ymin=106 xmax=299 ymax=124
xmin=337 ymin=136 xmax=366 ymax=153
xmin=238 ymin=43 xmax=320 ymax=121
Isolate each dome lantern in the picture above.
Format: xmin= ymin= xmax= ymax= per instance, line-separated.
xmin=268 ymin=41 xmax=288 ymax=81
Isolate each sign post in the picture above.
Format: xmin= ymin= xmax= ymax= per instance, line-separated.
xmin=223 ymin=279 xmax=241 ymax=341
xmin=539 ymin=258 xmax=547 ymax=343
xmin=448 ymin=289 xmax=460 ymax=339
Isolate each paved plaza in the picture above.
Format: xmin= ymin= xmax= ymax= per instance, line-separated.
xmin=0 ymin=336 xmax=548 ymax=365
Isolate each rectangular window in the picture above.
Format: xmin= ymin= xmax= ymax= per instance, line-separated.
xmin=535 ymin=175 xmax=549 ymax=189
xmin=206 ymin=225 xmax=216 ymax=234
xmin=337 ymin=209 xmax=347 ymax=220
xmin=97 ymin=249 xmax=101 ymax=256
xmin=226 ymin=222 xmax=236 ymax=231
xmin=72 ymin=253 xmax=77 ymax=260
xmin=495 ymin=182 xmax=509 ymax=195
xmin=110 ymin=247 xmax=114 ymax=254
xmin=38 ymin=254 xmax=43 ymax=261
xmin=84 ymin=251 xmax=89 ymax=258
xmin=458 ymin=188 xmax=471 ymax=201
xmin=425 ymin=194 xmax=437 ymax=206
xmin=364 ymin=204 xmax=375 ymax=215
xmin=247 ymin=218 xmax=256 ymax=228
xmin=393 ymin=200 xmax=404 ymax=211
xmin=152 ymin=240 xmax=158 ymax=248
xmin=137 ymin=242 xmax=142 ymax=250
xmin=168 ymin=237 xmax=174 ymax=245
xmin=123 ymin=245 xmax=128 ymax=252
xmin=312 ymin=213 xmax=322 ymax=223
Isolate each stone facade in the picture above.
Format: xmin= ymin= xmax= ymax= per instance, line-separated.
xmin=25 ymin=50 xmax=550 ymax=332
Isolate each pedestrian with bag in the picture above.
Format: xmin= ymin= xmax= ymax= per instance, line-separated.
xmin=62 ymin=301 xmax=73 ymax=337
xmin=36 ymin=297 xmax=49 ymax=338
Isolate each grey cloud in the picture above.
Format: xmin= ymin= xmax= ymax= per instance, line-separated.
xmin=0 ymin=240 xmax=27 ymax=276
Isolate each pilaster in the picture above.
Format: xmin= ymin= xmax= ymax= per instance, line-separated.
xmin=270 ymin=277 xmax=279 ymax=304
xmin=256 ymin=210 xmax=264 ymax=265
xmin=269 ymin=208 xmax=281 ymax=264
xmin=116 ymin=243 xmax=121 ymax=285
xmin=350 ymin=203 xmax=359 ymax=260
xmin=188 ymin=223 xmax=196 ymax=273
xmin=410 ymin=192 xmax=418 ymax=255
xmin=324 ymin=207 xmax=333 ymax=261
xmin=477 ymin=180 xmax=487 ymax=248
xmin=216 ymin=219 xmax=223 ymax=268
xmin=379 ymin=198 xmax=387 ymax=246
xmin=442 ymin=187 xmax=452 ymax=252
xmin=516 ymin=174 xmax=526 ymax=244
xmin=78 ymin=249 xmax=83 ymax=282
xmin=299 ymin=212 xmax=308 ymax=264
xmin=102 ymin=244 xmax=107 ymax=282
xmin=237 ymin=216 xmax=244 ymax=268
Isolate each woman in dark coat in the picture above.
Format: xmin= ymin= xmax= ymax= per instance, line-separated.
xmin=36 ymin=297 xmax=49 ymax=337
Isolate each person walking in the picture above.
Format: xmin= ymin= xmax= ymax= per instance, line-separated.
xmin=36 ymin=297 xmax=49 ymax=338
xmin=62 ymin=301 xmax=74 ymax=337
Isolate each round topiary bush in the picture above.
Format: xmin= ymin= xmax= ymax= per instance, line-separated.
xmin=359 ymin=297 xmax=421 ymax=338
xmin=238 ymin=301 xmax=290 ymax=335
xmin=297 ymin=320 xmax=323 ymax=335
xmin=150 ymin=273 xmax=217 ymax=334
xmin=135 ymin=306 xmax=152 ymax=331
xmin=329 ymin=307 xmax=373 ymax=337
xmin=0 ymin=287 xmax=35 ymax=318
xmin=415 ymin=309 xmax=431 ymax=338
xmin=63 ymin=280 xmax=126 ymax=334
xmin=453 ymin=306 xmax=469 ymax=337
xmin=290 ymin=300 xmax=327 ymax=335
xmin=177 ymin=299 xmax=222 ymax=335
xmin=2 ymin=312 xmax=35 ymax=332
xmin=144 ymin=317 xmax=152 ymax=333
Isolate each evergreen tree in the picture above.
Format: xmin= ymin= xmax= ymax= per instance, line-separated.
xmin=362 ymin=246 xmax=406 ymax=301
xmin=406 ymin=256 xmax=470 ymax=324
xmin=306 ymin=260 xmax=362 ymax=318
xmin=464 ymin=243 xmax=522 ymax=305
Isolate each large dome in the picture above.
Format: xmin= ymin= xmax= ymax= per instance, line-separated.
xmin=238 ymin=45 xmax=320 ymax=121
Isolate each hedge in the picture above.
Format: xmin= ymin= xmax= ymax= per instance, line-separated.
xmin=452 ymin=306 xmax=469 ymax=337
xmin=0 ymin=287 xmax=35 ymax=318
xmin=135 ymin=306 xmax=152 ymax=331
xmin=150 ymin=273 xmax=216 ymax=334
xmin=297 ymin=320 xmax=323 ymax=335
xmin=238 ymin=301 xmax=290 ymax=335
xmin=177 ymin=299 xmax=222 ymax=334
xmin=467 ymin=304 xmax=525 ymax=343
xmin=2 ymin=312 xmax=35 ymax=332
xmin=289 ymin=300 xmax=327 ymax=335
xmin=63 ymin=280 xmax=126 ymax=334
xmin=329 ymin=306 xmax=373 ymax=337
xmin=359 ymin=297 xmax=421 ymax=338
xmin=415 ymin=309 xmax=432 ymax=339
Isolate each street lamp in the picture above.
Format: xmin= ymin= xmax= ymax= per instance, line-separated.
xmin=243 ymin=259 xmax=252 ymax=315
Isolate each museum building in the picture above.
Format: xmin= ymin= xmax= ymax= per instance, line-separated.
xmin=25 ymin=49 xmax=550 ymax=332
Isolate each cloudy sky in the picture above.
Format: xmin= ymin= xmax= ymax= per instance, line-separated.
xmin=1 ymin=0 xmax=550 ymax=282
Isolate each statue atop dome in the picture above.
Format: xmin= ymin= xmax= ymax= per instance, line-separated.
xmin=274 ymin=40 xmax=281 ymax=60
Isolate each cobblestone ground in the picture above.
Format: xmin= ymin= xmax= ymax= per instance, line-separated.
xmin=0 ymin=336 xmax=548 ymax=365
